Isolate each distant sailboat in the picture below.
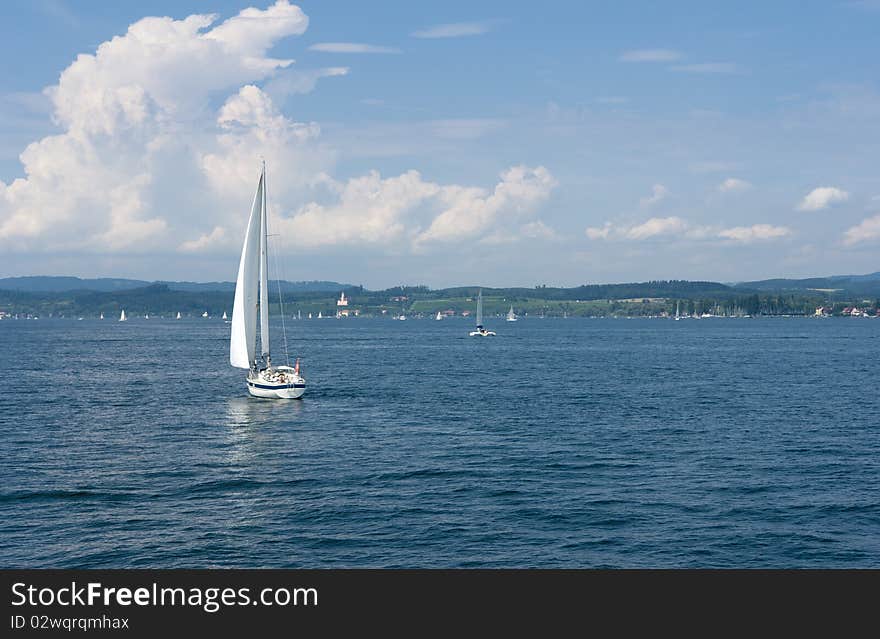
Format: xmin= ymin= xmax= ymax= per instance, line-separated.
xmin=222 ymin=311 xmax=228 ymax=320
xmin=145 ymin=313 xmax=149 ymax=320
xmin=308 ymin=312 xmax=312 ymax=319
xmin=318 ymin=311 xmax=323 ymax=319
xmin=119 ymin=309 xmax=127 ymax=322
xmin=202 ymin=311 xmax=209 ymax=318
xmin=674 ymin=301 xmax=681 ymax=321
xmin=176 ymin=311 xmax=181 ymax=320
xmin=435 ymin=311 xmax=443 ymax=320
xmin=99 ymin=312 xmax=104 ymax=320
xmin=230 ymin=160 xmax=305 ymax=399
xmin=297 ymin=310 xmax=302 ymax=320
xmin=469 ymin=289 xmax=495 ymax=336
xmin=506 ymin=305 xmax=517 ymax=322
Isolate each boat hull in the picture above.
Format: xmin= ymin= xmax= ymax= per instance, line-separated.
xmin=246 ymin=367 xmax=306 ymax=399
xmin=247 ymin=381 xmax=305 ymax=399
xmin=469 ymin=330 xmax=496 ymax=336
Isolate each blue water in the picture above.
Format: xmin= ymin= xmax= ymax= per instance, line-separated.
xmin=1 ymin=317 xmax=878 ymax=567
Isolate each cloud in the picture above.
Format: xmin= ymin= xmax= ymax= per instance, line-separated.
xmin=842 ymin=214 xmax=880 ymax=245
xmin=619 ymin=49 xmax=682 ymax=62
xmin=411 ymin=22 xmax=490 ymax=38
xmin=639 ymin=184 xmax=668 ymax=207
xmin=0 ymin=2 xmax=556 ymax=270
xmin=263 ymin=67 xmax=349 ymax=100
xmin=717 ymin=224 xmax=791 ymax=242
xmin=718 ymin=178 xmax=752 ymax=193
xmin=179 ymin=225 xmax=228 ymax=252
xmin=625 ymin=216 xmax=686 ymax=239
xmin=308 ymin=42 xmax=401 ymax=54
xmin=274 ymin=165 xmax=556 ymax=249
xmin=0 ymin=1 xmax=315 ymax=253
xmin=796 ymin=186 xmax=849 ymax=211
xmin=415 ymin=166 xmax=557 ymax=245
xmin=586 ymin=218 xmax=790 ymax=243
xmin=668 ymin=63 xmax=742 ymax=74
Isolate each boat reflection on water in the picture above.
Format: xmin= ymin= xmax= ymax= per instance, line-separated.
xmin=223 ymin=398 xmax=303 ymax=465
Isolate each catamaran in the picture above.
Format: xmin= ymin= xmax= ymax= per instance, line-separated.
xmin=230 ymin=161 xmax=305 ymax=399
xmin=119 ymin=309 xmax=126 ymax=322
xmin=469 ymin=289 xmax=495 ymax=336
xmin=506 ymin=305 xmax=517 ymax=322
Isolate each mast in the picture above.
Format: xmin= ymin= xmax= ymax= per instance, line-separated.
xmin=259 ymin=160 xmax=270 ymax=365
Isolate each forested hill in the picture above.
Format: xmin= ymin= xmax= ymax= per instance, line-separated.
xmin=0 ymin=276 xmax=350 ymax=294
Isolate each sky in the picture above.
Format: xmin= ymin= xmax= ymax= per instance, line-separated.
xmin=0 ymin=0 xmax=878 ymax=288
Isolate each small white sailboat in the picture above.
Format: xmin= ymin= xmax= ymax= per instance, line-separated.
xmin=435 ymin=311 xmax=443 ymax=321
xmin=674 ymin=301 xmax=681 ymax=321
xmin=99 ymin=312 xmax=104 ymax=320
xmin=119 ymin=309 xmax=127 ymax=322
xmin=308 ymin=312 xmax=312 ymax=319
xmin=318 ymin=311 xmax=323 ymax=319
xmin=230 ymin=161 xmax=305 ymax=399
xmin=202 ymin=311 xmax=209 ymax=318
xmin=297 ymin=310 xmax=302 ymax=320
xmin=469 ymin=289 xmax=495 ymax=336
xmin=176 ymin=311 xmax=181 ymax=320
xmin=222 ymin=311 xmax=228 ymax=320
xmin=145 ymin=313 xmax=149 ymax=320
xmin=506 ymin=305 xmax=517 ymax=322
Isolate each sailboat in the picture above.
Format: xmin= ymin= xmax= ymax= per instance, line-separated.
xmin=145 ymin=313 xmax=149 ymax=320
xmin=176 ymin=311 xmax=181 ymax=320
xmin=230 ymin=161 xmax=305 ymax=399
xmin=674 ymin=301 xmax=681 ymax=321
xmin=119 ymin=309 xmax=127 ymax=322
xmin=202 ymin=311 xmax=209 ymax=318
xmin=435 ymin=311 xmax=443 ymax=321
xmin=222 ymin=311 xmax=228 ymax=320
xmin=506 ymin=305 xmax=517 ymax=322
xmin=318 ymin=311 xmax=323 ymax=319
xmin=308 ymin=312 xmax=312 ymax=319
xmin=469 ymin=289 xmax=495 ymax=336
xmin=99 ymin=312 xmax=104 ymax=320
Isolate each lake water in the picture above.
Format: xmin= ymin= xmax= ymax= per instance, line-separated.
xmin=1 ymin=317 xmax=878 ymax=567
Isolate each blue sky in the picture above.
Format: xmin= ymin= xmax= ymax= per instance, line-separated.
xmin=0 ymin=0 xmax=878 ymax=288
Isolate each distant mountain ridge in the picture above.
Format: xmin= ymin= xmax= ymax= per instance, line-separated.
xmin=734 ymin=272 xmax=880 ymax=298
xmin=0 ymin=276 xmax=351 ymax=294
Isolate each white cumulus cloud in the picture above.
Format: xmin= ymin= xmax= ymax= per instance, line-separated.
xmin=842 ymin=214 xmax=880 ymax=245
xmin=718 ymin=178 xmax=752 ymax=193
xmin=639 ymin=183 xmax=668 ymax=207
xmin=797 ymin=186 xmax=849 ymax=211
xmin=717 ymin=224 xmax=791 ymax=243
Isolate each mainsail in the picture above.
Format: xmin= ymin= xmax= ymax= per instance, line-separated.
xmin=476 ymin=289 xmax=483 ymax=327
xmin=230 ymin=168 xmax=264 ymax=369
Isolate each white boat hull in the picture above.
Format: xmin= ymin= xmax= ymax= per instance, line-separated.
xmin=246 ymin=366 xmax=305 ymax=399
xmin=469 ymin=330 xmax=496 ymax=336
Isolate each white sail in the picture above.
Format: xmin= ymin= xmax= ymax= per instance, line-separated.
xmin=119 ymin=309 xmax=126 ymax=321
xmin=176 ymin=311 xmax=181 ymax=319
xmin=476 ymin=289 xmax=483 ymax=327
xmin=230 ymin=170 xmax=264 ymax=369
xmin=259 ymin=163 xmax=270 ymax=361
xmin=507 ymin=305 xmax=516 ymax=321
xmin=222 ymin=311 xmax=228 ymax=320
xmin=436 ymin=311 xmax=442 ymax=320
